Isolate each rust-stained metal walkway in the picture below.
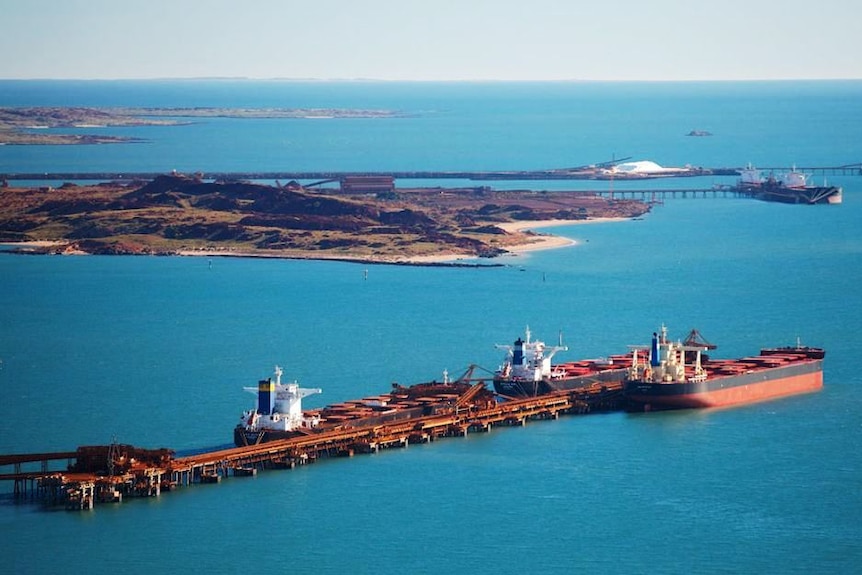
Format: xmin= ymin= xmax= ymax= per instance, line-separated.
xmin=0 ymin=381 xmax=624 ymax=510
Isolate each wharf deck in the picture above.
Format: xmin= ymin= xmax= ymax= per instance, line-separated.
xmin=0 ymin=381 xmax=623 ymax=510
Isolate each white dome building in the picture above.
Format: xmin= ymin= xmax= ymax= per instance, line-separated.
xmin=609 ymin=160 xmax=687 ymax=175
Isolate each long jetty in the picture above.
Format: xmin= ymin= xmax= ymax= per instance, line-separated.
xmin=0 ymin=380 xmax=623 ymax=511
xmin=3 ymin=163 xmax=861 ymax=183
xmin=2 ymin=168 xmax=720 ymax=182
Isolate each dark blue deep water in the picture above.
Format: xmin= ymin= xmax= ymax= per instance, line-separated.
xmin=1 ymin=80 xmax=861 ymax=574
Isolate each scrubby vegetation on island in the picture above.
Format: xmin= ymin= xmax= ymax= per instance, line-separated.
xmin=0 ymin=175 xmax=649 ymax=263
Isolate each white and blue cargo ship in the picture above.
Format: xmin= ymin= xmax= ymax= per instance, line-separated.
xmin=492 ymin=328 xmax=630 ymax=398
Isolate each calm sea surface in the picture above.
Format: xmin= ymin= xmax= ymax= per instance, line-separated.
xmin=1 ymin=80 xmax=861 ymax=574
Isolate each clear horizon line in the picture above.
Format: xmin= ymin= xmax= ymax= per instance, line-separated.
xmin=1 ymin=76 xmax=861 ymax=83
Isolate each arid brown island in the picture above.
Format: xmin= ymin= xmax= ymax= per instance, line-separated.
xmin=0 ymin=175 xmax=649 ymax=264
xmin=0 ymin=107 xmax=407 ymax=145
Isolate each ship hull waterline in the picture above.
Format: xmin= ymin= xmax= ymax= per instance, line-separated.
xmin=625 ymin=361 xmax=823 ymax=411
xmin=234 ymin=403 xmax=433 ymax=447
xmin=493 ymin=368 xmax=628 ymax=398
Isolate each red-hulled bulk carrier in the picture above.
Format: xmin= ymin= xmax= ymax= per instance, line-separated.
xmin=624 ymin=325 xmax=824 ymax=411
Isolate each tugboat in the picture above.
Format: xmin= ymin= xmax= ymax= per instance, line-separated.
xmin=234 ymin=366 xmax=323 ymax=447
xmin=734 ymin=164 xmax=842 ymax=204
xmin=492 ymin=327 xmax=630 ymax=397
xmin=624 ymin=325 xmax=824 ymax=411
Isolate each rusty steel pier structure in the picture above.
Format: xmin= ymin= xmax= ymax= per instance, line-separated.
xmin=0 ymin=380 xmax=623 ymax=511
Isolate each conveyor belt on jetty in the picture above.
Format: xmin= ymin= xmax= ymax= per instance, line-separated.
xmin=0 ymin=382 xmax=622 ymax=511
xmin=3 ymin=163 xmax=861 ymax=183
xmin=2 ymin=168 xmax=715 ymax=182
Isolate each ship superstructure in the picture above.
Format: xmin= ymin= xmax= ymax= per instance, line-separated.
xmin=495 ymin=327 xmax=568 ymax=382
xmin=493 ymin=327 xmax=631 ymax=397
xmin=235 ymin=366 xmax=323 ymax=446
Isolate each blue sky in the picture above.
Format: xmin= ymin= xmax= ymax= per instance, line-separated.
xmin=3 ymin=0 xmax=861 ymax=81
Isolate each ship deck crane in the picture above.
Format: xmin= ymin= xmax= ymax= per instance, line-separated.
xmin=683 ymin=329 xmax=716 ymax=350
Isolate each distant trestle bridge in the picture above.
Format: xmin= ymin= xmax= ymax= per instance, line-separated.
xmin=5 ymin=168 xmax=737 ymax=182
xmin=1 ymin=163 xmax=858 ymax=202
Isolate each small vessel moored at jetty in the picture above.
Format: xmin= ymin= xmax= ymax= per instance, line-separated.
xmin=733 ymin=164 xmax=842 ymax=204
xmin=624 ymin=325 xmax=824 ymax=411
xmin=492 ymin=327 xmax=631 ymax=397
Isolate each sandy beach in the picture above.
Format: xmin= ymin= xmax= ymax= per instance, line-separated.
xmin=401 ymin=217 xmax=629 ymax=263
xmin=494 ymin=217 xmax=629 ymax=233
xmin=497 ymin=217 xmax=631 ymax=253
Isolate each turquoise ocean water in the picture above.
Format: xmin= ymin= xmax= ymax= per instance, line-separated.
xmin=1 ymin=80 xmax=862 ymax=574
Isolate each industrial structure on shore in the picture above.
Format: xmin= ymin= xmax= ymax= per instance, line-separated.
xmin=2 ymin=161 xmax=860 ymax=186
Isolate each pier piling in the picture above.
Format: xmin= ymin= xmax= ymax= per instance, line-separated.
xmin=2 ymin=381 xmax=624 ymax=511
